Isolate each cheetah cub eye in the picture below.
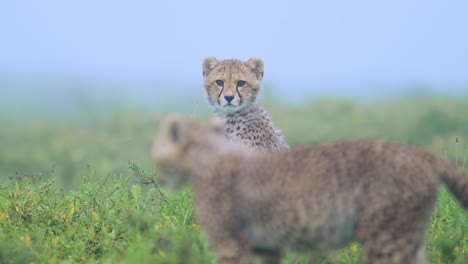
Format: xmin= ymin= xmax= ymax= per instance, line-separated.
xmin=237 ymin=80 xmax=246 ymax=88
xmin=215 ymin=80 xmax=224 ymax=86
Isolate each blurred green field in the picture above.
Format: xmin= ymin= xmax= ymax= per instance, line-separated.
xmin=0 ymin=95 xmax=467 ymax=263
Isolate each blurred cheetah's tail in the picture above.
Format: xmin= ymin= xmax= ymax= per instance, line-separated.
xmin=428 ymin=153 xmax=468 ymax=209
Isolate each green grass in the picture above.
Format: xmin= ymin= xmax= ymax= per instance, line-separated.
xmin=1 ymin=96 xmax=467 ymax=263
xmin=428 ymin=188 xmax=468 ymax=264
xmin=0 ymin=165 xmax=212 ymax=264
xmin=0 ymin=163 xmax=466 ymax=263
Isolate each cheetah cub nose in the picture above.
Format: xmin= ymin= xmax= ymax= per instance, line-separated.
xmin=224 ymin=95 xmax=234 ymax=103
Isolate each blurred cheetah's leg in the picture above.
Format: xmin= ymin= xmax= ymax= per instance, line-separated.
xmin=251 ymin=247 xmax=283 ymax=264
xmin=214 ymin=238 xmax=250 ymax=264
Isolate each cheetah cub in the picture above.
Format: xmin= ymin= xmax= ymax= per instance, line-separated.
xmin=152 ymin=115 xmax=468 ymax=264
xmin=202 ymin=56 xmax=289 ymax=152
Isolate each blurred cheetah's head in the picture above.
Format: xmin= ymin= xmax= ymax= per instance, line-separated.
xmin=202 ymin=57 xmax=264 ymax=115
xmin=151 ymin=114 xmax=224 ymax=190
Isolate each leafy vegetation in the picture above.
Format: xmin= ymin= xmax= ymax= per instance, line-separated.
xmin=0 ymin=95 xmax=467 ymax=263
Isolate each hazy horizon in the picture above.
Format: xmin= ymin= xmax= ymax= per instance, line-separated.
xmin=1 ymin=1 xmax=467 ymax=106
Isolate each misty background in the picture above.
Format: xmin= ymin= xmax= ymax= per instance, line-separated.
xmin=1 ymin=0 xmax=467 ymax=119
xmin=1 ymin=1 xmax=467 ymax=183
xmin=0 ymin=3 xmax=467 ymax=263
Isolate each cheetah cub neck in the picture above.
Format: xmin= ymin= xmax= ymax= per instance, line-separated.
xmin=202 ymin=56 xmax=289 ymax=152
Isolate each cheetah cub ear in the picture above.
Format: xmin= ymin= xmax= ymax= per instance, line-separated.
xmin=161 ymin=114 xmax=187 ymax=144
xmin=202 ymin=56 xmax=220 ymax=76
xmin=209 ymin=116 xmax=225 ymax=134
xmin=246 ymin=57 xmax=264 ymax=80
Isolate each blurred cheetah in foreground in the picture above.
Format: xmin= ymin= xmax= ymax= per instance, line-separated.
xmin=202 ymin=56 xmax=289 ymax=152
xmin=152 ymin=115 xmax=468 ymax=264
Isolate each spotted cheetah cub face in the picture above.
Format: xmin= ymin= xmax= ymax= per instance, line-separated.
xmin=202 ymin=57 xmax=264 ymax=115
xmin=151 ymin=114 xmax=224 ymax=189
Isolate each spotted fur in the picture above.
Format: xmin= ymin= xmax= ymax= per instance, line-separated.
xmin=152 ymin=115 xmax=468 ymax=264
xmin=202 ymin=57 xmax=289 ymax=152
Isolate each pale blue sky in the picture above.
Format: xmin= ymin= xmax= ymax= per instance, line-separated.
xmin=1 ymin=1 xmax=467 ymax=99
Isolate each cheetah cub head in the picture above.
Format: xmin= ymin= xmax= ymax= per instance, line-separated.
xmin=202 ymin=57 xmax=264 ymax=115
xmin=151 ymin=114 xmax=224 ymax=189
